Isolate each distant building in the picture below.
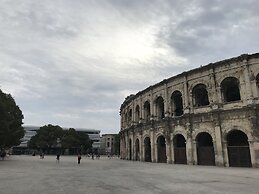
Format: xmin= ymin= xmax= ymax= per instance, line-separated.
xmin=100 ymin=134 xmax=117 ymax=155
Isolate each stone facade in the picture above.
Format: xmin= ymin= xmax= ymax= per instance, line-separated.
xmin=100 ymin=134 xmax=116 ymax=155
xmin=120 ymin=53 xmax=259 ymax=167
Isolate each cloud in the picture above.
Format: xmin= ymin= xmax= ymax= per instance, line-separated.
xmin=0 ymin=0 xmax=258 ymax=133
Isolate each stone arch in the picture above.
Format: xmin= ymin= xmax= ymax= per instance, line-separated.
xmin=193 ymin=129 xmax=215 ymax=142
xmin=129 ymin=138 xmax=132 ymax=160
xmin=196 ymin=132 xmax=215 ymax=166
xmin=135 ymin=105 xmax=140 ymax=123
xmin=144 ymin=136 xmax=151 ymax=162
xmin=226 ymin=129 xmax=252 ymax=167
xmin=172 ymin=130 xmax=187 ymax=141
xmin=155 ymin=96 xmax=165 ymax=119
xmin=143 ymin=101 xmax=151 ymax=122
xmin=192 ymin=84 xmax=210 ymax=107
xmin=171 ymin=90 xmax=184 ymax=117
xmin=135 ymin=138 xmax=140 ymax=161
xmin=173 ymin=134 xmax=187 ymax=164
xmin=220 ymin=77 xmax=241 ymax=102
xmin=157 ymin=135 xmax=167 ymax=163
xmin=223 ymin=127 xmax=253 ymax=142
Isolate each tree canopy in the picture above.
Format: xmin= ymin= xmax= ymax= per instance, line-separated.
xmin=28 ymin=124 xmax=63 ymax=149
xmin=28 ymin=125 xmax=92 ymax=154
xmin=0 ymin=89 xmax=24 ymax=149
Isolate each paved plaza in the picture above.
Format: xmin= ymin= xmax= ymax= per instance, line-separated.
xmin=0 ymin=155 xmax=259 ymax=194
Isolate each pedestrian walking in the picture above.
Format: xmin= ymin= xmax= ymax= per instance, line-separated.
xmin=78 ymin=154 xmax=81 ymax=164
xmin=56 ymin=154 xmax=60 ymax=163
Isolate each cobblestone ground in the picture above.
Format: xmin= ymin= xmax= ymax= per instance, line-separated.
xmin=0 ymin=155 xmax=259 ymax=194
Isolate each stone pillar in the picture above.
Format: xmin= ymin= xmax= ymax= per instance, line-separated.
xmin=150 ymin=130 xmax=156 ymax=162
xmin=249 ymin=140 xmax=256 ymax=168
xmin=139 ymin=134 xmax=143 ymax=161
xmin=140 ymin=97 xmax=143 ymax=123
xmin=214 ymin=126 xmax=224 ymax=166
xmin=154 ymin=143 xmax=157 ymax=163
xmin=222 ymin=141 xmax=229 ymax=167
xmin=193 ymin=141 xmax=198 ymax=165
xmin=186 ymin=124 xmax=193 ymax=165
xmin=210 ymin=70 xmax=219 ymax=109
xmin=141 ymin=141 xmax=145 ymax=162
xmin=243 ymin=59 xmax=253 ymax=102
xmin=183 ymin=74 xmax=190 ymax=114
xmin=132 ymin=101 xmax=135 ymax=124
xmin=125 ymin=133 xmax=129 ymax=160
xmin=171 ymin=139 xmax=175 ymax=164
xmin=166 ymin=138 xmax=172 ymax=164
xmin=251 ymin=80 xmax=259 ymax=98
xmin=164 ymin=83 xmax=170 ymax=117
xmin=150 ymin=91 xmax=154 ymax=121
xmin=216 ymin=86 xmax=223 ymax=104
xmin=132 ymin=134 xmax=136 ymax=161
xmin=186 ymin=136 xmax=193 ymax=165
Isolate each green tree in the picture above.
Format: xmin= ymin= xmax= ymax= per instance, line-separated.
xmin=62 ymin=128 xmax=80 ymax=149
xmin=62 ymin=128 xmax=92 ymax=154
xmin=28 ymin=124 xmax=63 ymax=152
xmin=0 ymin=89 xmax=24 ymax=149
xmin=77 ymin=131 xmax=92 ymax=152
xmin=29 ymin=126 xmax=92 ymax=154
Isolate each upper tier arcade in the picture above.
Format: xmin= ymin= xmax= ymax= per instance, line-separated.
xmin=120 ymin=53 xmax=259 ymax=130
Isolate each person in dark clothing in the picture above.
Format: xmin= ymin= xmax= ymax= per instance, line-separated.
xmin=56 ymin=154 xmax=60 ymax=163
xmin=78 ymin=154 xmax=81 ymax=164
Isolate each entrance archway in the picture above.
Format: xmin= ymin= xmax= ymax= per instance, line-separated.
xmin=129 ymin=139 xmax=132 ymax=160
xmin=196 ymin=132 xmax=215 ymax=166
xmin=144 ymin=137 xmax=151 ymax=162
xmin=135 ymin=139 xmax=140 ymax=161
xmin=227 ymin=130 xmax=252 ymax=167
xmin=157 ymin=135 xmax=167 ymax=163
xmin=173 ymin=134 xmax=187 ymax=164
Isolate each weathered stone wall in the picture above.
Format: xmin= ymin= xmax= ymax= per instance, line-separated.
xmin=120 ymin=53 xmax=259 ymax=167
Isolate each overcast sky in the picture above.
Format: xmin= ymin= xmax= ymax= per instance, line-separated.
xmin=0 ymin=0 xmax=258 ymax=134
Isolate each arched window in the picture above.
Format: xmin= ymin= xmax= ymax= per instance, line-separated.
xmin=135 ymin=105 xmax=140 ymax=123
xmin=155 ymin=96 xmax=165 ymax=119
xmin=144 ymin=101 xmax=151 ymax=121
xmin=171 ymin=91 xmax=183 ymax=116
xmin=192 ymin=84 xmax=209 ymax=107
xmin=129 ymin=109 xmax=132 ymax=122
xmin=221 ymin=77 xmax=241 ymax=102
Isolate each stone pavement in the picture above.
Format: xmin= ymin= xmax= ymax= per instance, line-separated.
xmin=0 ymin=155 xmax=259 ymax=194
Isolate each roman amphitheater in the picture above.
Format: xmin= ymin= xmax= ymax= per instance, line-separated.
xmin=120 ymin=53 xmax=259 ymax=167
